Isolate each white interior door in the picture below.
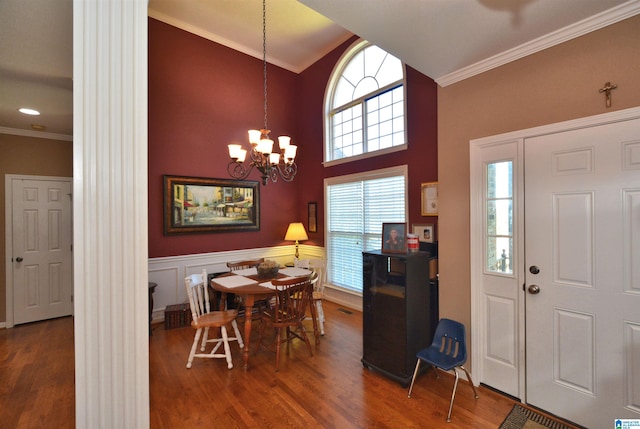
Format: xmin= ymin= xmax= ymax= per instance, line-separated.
xmin=10 ymin=177 xmax=73 ymax=325
xmin=471 ymin=140 xmax=524 ymax=399
xmin=524 ymin=118 xmax=640 ymax=427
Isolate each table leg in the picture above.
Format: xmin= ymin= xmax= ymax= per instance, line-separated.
xmin=242 ymin=295 xmax=255 ymax=371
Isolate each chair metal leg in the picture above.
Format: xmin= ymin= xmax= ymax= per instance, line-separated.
xmin=460 ymin=365 xmax=479 ymax=399
xmin=407 ymin=359 xmax=422 ymax=398
xmin=446 ymin=368 xmax=460 ymax=422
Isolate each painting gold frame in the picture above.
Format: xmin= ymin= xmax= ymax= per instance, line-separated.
xmin=421 ymin=182 xmax=438 ymax=216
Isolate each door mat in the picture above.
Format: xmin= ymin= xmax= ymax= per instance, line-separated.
xmin=499 ymin=404 xmax=575 ymax=429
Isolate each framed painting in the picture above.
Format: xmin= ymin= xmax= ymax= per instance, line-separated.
xmin=421 ymin=182 xmax=438 ymax=216
xmin=163 ymin=175 xmax=259 ymax=235
xmin=382 ymin=222 xmax=407 ymax=253
xmin=413 ymin=223 xmax=435 ymax=243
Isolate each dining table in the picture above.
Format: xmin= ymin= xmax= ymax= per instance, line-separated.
xmin=210 ymin=266 xmax=317 ymax=370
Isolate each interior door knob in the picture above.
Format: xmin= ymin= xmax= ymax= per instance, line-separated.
xmin=15 ymin=257 xmax=23 ymax=262
xmin=528 ymin=284 xmax=540 ymax=294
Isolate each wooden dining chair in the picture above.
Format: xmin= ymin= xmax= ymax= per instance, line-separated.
xmin=308 ymin=259 xmax=327 ymax=336
xmin=255 ymin=275 xmax=314 ymax=371
xmin=226 ymin=258 xmax=264 ymax=272
xmin=226 ymin=258 xmax=271 ymax=322
xmin=184 ymin=269 xmax=244 ymax=369
xmin=295 ymin=258 xmax=327 ymax=340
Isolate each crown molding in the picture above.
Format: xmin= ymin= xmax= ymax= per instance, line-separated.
xmin=0 ymin=126 xmax=72 ymax=141
xmin=436 ymin=0 xmax=640 ymax=87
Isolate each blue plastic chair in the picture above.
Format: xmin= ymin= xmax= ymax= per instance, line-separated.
xmin=407 ymin=318 xmax=479 ymax=422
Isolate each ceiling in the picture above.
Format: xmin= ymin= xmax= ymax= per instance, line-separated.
xmin=1 ymin=0 xmax=638 ymax=139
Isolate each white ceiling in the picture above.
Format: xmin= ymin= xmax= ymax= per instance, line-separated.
xmin=1 ymin=0 xmax=638 ymax=138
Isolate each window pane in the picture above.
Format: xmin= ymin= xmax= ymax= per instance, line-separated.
xmin=486 ymin=160 xmax=513 ymax=274
xmin=487 ymin=236 xmax=513 ymax=274
xmin=487 ymin=200 xmax=512 ymax=235
xmin=487 ymin=161 xmax=512 ymax=198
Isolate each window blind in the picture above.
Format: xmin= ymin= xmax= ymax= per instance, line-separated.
xmin=326 ymin=172 xmax=406 ymax=292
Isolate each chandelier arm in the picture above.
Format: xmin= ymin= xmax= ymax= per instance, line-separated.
xmin=249 ymin=147 xmax=263 ymax=163
xmin=276 ymin=162 xmax=297 ymax=182
xmin=227 ymin=161 xmax=253 ymax=181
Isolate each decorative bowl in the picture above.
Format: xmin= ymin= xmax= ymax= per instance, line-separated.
xmin=257 ymin=261 xmax=279 ymax=278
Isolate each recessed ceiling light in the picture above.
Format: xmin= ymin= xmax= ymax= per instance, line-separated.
xmin=18 ymin=108 xmax=40 ymax=116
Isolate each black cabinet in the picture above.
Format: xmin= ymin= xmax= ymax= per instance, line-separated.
xmin=362 ymin=250 xmax=438 ymax=386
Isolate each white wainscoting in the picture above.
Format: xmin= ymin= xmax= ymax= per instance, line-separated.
xmin=148 ymin=245 xmax=362 ymax=323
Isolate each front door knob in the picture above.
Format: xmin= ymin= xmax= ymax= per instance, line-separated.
xmin=528 ymin=284 xmax=540 ymax=294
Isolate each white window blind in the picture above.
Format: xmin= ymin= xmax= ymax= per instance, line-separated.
xmin=326 ymin=168 xmax=406 ymax=293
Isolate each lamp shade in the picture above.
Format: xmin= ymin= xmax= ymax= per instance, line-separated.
xmin=284 ymin=222 xmax=308 ymax=241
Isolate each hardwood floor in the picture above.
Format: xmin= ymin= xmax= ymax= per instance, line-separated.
xmin=1 ymin=301 xmax=519 ymax=428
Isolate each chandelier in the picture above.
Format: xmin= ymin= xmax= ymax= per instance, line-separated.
xmin=227 ymin=0 xmax=298 ymax=186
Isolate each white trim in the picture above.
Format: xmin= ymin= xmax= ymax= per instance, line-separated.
xmin=0 ymin=126 xmax=73 ymax=141
xmin=470 ymin=106 xmax=640 ymax=400
xmin=322 ymin=144 xmax=407 ymax=168
xmin=5 ymin=174 xmax=72 ymax=329
xmin=324 ymin=164 xmax=409 ymax=186
xmin=437 ymin=1 xmax=640 ymax=87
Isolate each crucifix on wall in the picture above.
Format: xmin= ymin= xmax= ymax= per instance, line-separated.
xmin=598 ymin=81 xmax=618 ymax=108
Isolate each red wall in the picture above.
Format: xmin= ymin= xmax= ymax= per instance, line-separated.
xmin=296 ymin=37 xmax=439 ymax=244
xmin=148 ymin=20 xmax=438 ymax=258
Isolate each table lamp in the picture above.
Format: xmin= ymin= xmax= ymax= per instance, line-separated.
xmin=284 ymin=222 xmax=308 ymax=260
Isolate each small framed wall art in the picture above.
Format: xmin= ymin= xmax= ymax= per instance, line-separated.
xmin=421 ymin=182 xmax=438 ymax=216
xmin=413 ymin=223 xmax=435 ymax=243
xmin=308 ymin=202 xmax=317 ymax=233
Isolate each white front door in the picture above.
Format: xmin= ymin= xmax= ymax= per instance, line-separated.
xmin=10 ymin=177 xmax=73 ymax=325
xmin=524 ymin=118 xmax=640 ymax=427
xmin=471 ymin=140 xmax=524 ymax=398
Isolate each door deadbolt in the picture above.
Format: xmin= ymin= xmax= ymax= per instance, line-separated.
xmin=528 ymin=284 xmax=540 ymax=294
xmin=529 ymin=266 xmax=540 ymax=274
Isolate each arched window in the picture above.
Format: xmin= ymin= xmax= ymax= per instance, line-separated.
xmin=325 ymin=41 xmax=406 ymax=164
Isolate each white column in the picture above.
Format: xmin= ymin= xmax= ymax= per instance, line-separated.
xmin=73 ymin=1 xmax=149 ymax=427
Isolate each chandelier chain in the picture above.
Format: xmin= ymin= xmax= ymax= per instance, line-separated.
xmin=226 ymin=0 xmax=298 ymax=186
xmin=262 ymin=0 xmax=268 ymax=131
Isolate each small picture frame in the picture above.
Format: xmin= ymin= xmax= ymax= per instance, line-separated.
xmin=382 ymin=222 xmax=407 ymax=253
xmin=421 ymin=182 xmax=438 ymax=216
xmin=413 ymin=223 xmax=435 ymax=243
xmin=308 ymin=202 xmax=317 ymax=233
